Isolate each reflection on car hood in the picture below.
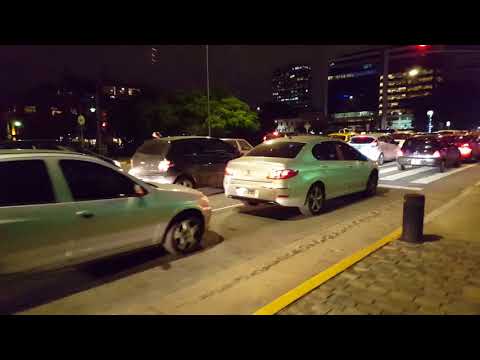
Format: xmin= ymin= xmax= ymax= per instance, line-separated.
xmin=147 ymin=182 xmax=203 ymax=197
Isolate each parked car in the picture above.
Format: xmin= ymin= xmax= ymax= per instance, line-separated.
xmin=129 ymin=136 xmax=240 ymax=189
xmin=221 ymin=138 xmax=254 ymax=156
xmin=0 ymin=139 xmax=121 ymax=168
xmin=447 ymin=134 xmax=480 ymax=162
xmin=397 ymin=136 xmax=461 ymax=172
xmin=349 ymin=133 xmax=399 ymax=165
xmin=224 ymin=136 xmax=378 ymax=216
xmin=0 ymin=150 xmax=211 ymax=275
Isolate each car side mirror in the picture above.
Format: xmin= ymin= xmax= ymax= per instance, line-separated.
xmin=134 ymin=184 xmax=147 ymax=197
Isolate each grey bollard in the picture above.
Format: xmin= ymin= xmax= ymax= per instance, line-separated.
xmin=401 ymin=193 xmax=425 ymax=243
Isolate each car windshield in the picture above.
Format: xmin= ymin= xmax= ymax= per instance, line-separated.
xmin=351 ymin=136 xmax=375 ymax=144
xmin=137 ymin=140 xmax=169 ymax=155
xmin=248 ymin=142 xmax=305 ymax=158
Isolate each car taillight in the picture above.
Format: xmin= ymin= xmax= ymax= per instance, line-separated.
xmin=462 ymin=143 xmax=471 ymax=148
xmin=263 ymin=136 xmax=267 ymax=141
xmin=158 ymin=159 xmax=174 ymax=172
xmin=432 ymin=151 xmax=441 ymax=158
xmin=267 ymin=169 xmax=298 ymax=180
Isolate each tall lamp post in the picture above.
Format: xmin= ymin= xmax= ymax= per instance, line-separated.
xmin=206 ymin=45 xmax=211 ymax=137
xmin=427 ymin=110 xmax=434 ymax=133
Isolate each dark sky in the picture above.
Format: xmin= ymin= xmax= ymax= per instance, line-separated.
xmin=0 ymin=45 xmax=380 ymax=108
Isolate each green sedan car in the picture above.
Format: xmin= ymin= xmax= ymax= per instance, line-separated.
xmin=0 ymin=150 xmax=211 ymax=275
xmin=224 ymin=136 xmax=379 ymax=216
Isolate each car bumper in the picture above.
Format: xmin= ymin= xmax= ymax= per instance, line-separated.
xmin=397 ymin=156 xmax=441 ymax=167
xmin=224 ymin=178 xmax=302 ymax=207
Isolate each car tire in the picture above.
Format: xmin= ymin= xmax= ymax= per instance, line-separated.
xmin=439 ymin=160 xmax=446 ymax=173
xmin=397 ymin=163 xmax=405 ymax=171
xmin=299 ymin=183 xmax=325 ymax=217
xmin=364 ymin=171 xmax=378 ymax=197
xmin=174 ymin=176 xmax=195 ymax=189
xmin=377 ymin=153 xmax=385 ymax=165
xmin=163 ymin=213 xmax=204 ymax=255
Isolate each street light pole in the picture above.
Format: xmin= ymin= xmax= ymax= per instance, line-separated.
xmin=206 ymin=45 xmax=211 ymax=137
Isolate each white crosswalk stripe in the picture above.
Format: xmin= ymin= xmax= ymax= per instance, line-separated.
xmin=379 ymin=167 xmax=398 ymax=175
xmin=412 ymin=164 xmax=477 ymax=184
xmin=380 ymin=166 xmax=433 ymax=181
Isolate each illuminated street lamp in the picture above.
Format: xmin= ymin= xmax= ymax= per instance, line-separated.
xmin=427 ymin=110 xmax=434 ymax=133
xmin=408 ymin=68 xmax=420 ymax=77
xmin=446 ymin=121 xmax=451 ymax=128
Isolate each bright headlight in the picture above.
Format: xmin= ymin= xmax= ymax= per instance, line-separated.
xmin=113 ymin=160 xmax=122 ymax=168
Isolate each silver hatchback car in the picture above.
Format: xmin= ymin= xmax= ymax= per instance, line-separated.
xmin=0 ymin=150 xmax=211 ymax=275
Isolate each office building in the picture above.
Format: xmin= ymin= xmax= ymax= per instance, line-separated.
xmin=327 ymin=45 xmax=449 ymax=131
xmin=272 ymin=65 xmax=312 ymax=110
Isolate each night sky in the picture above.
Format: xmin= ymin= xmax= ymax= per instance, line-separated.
xmin=0 ymin=45 xmax=381 ymax=109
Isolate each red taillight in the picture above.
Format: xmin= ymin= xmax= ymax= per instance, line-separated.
xmin=267 ymin=169 xmax=298 ymax=180
xmin=462 ymin=143 xmax=471 ymax=148
xmin=432 ymin=151 xmax=441 ymax=158
xmin=158 ymin=159 xmax=174 ymax=172
xmin=273 ymin=131 xmax=279 ymax=136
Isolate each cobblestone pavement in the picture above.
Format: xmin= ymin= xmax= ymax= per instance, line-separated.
xmin=279 ymin=237 xmax=480 ymax=315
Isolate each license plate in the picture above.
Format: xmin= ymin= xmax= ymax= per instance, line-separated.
xmin=236 ymin=187 xmax=257 ymax=197
xmin=411 ymin=159 xmax=422 ymax=165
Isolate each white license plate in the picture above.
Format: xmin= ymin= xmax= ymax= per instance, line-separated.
xmin=411 ymin=159 xmax=422 ymax=165
xmin=236 ymin=187 xmax=257 ymax=198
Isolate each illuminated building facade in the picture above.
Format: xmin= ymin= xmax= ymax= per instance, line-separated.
xmin=272 ymin=65 xmax=312 ymax=110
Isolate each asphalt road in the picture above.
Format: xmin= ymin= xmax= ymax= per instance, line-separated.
xmin=3 ymin=162 xmax=480 ymax=314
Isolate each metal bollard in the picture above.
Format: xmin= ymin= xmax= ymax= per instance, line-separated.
xmin=401 ymin=193 xmax=425 ymax=243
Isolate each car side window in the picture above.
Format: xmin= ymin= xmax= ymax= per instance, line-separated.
xmin=60 ymin=160 xmax=138 ymax=201
xmin=238 ymin=140 xmax=253 ymax=151
xmin=0 ymin=160 xmax=55 ymax=207
xmin=336 ymin=142 xmax=366 ymax=161
xmin=203 ymin=139 xmax=236 ymax=154
xmin=312 ymin=142 xmax=338 ymax=161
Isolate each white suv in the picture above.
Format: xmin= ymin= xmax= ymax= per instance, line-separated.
xmin=349 ymin=134 xmax=400 ymax=165
xmin=0 ymin=150 xmax=211 ymax=275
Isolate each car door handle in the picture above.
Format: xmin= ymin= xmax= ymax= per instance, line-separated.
xmin=76 ymin=210 xmax=94 ymax=219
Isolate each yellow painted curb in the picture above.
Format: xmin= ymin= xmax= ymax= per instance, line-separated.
xmin=253 ymin=227 xmax=402 ymax=315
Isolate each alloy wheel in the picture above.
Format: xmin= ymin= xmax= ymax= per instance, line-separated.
xmin=172 ymin=219 xmax=201 ymax=252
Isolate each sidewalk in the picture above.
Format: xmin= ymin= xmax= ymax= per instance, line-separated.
xmin=279 ymin=184 xmax=480 ymax=315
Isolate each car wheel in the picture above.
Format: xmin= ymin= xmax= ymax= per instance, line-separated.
xmin=174 ymin=176 xmax=195 ymax=189
xmin=377 ymin=153 xmax=385 ymax=165
xmin=163 ymin=214 xmax=204 ymax=255
xmin=364 ymin=171 xmax=378 ymax=197
xmin=439 ymin=160 xmax=446 ymax=173
xmin=299 ymin=183 xmax=325 ymax=217
xmin=397 ymin=163 xmax=405 ymax=171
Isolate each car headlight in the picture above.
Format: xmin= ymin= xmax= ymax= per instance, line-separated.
xmin=113 ymin=160 xmax=122 ymax=168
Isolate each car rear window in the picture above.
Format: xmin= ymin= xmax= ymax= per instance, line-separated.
xmin=350 ymin=136 xmax=375 ymax=144
xmin=404 ymin=138 xmax=440 ymax=150
xmin=248 ymin=142 xmax=305 ymax=158
xmin=137 ymin=140 xmax=169 ymax=155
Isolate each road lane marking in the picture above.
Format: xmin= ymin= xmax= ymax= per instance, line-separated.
xmin=379 ymin=162 xmax=397 ymax=169
xmin=253 ymin=227 xmax=402 ymax=315
xmin=379 ymin=167 xmax=398 ymax=175
xmin=212 ymin=204 xmax=243 ymax=212
xmin=412 ymin=164 xmax=477 ymax=184
xmin=380 ymin=166 xmax=432 ymax=181
xmin=378 ymin=184 xmax=423 ymax=191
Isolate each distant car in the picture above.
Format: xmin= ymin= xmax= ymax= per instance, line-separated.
xmin=0 ymin=150 xmax=212 ymax=275
xmin=224 ymin=136 xmax=378 ymax=216
xmin=129 ymin=136 xmax=240 ymax=189
xmin=349 ymin=133 xmax=400 ymax=165
xmin=221 ymin=138 xmax=254 ymax=156
xmin=392 ymin=132 xmax=414 ymax=149
xmin=446 ymin=134 xmax=480 ymax=162
xmin=327 ymin=130 xmax=357 ymax=142
xmin=0 ymin=139 xmax=120 ymax=168
xmin=263 ymin=131 xmax=297 ymax=142
xmin=397 ymin=136 xmax=461 ymax=172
